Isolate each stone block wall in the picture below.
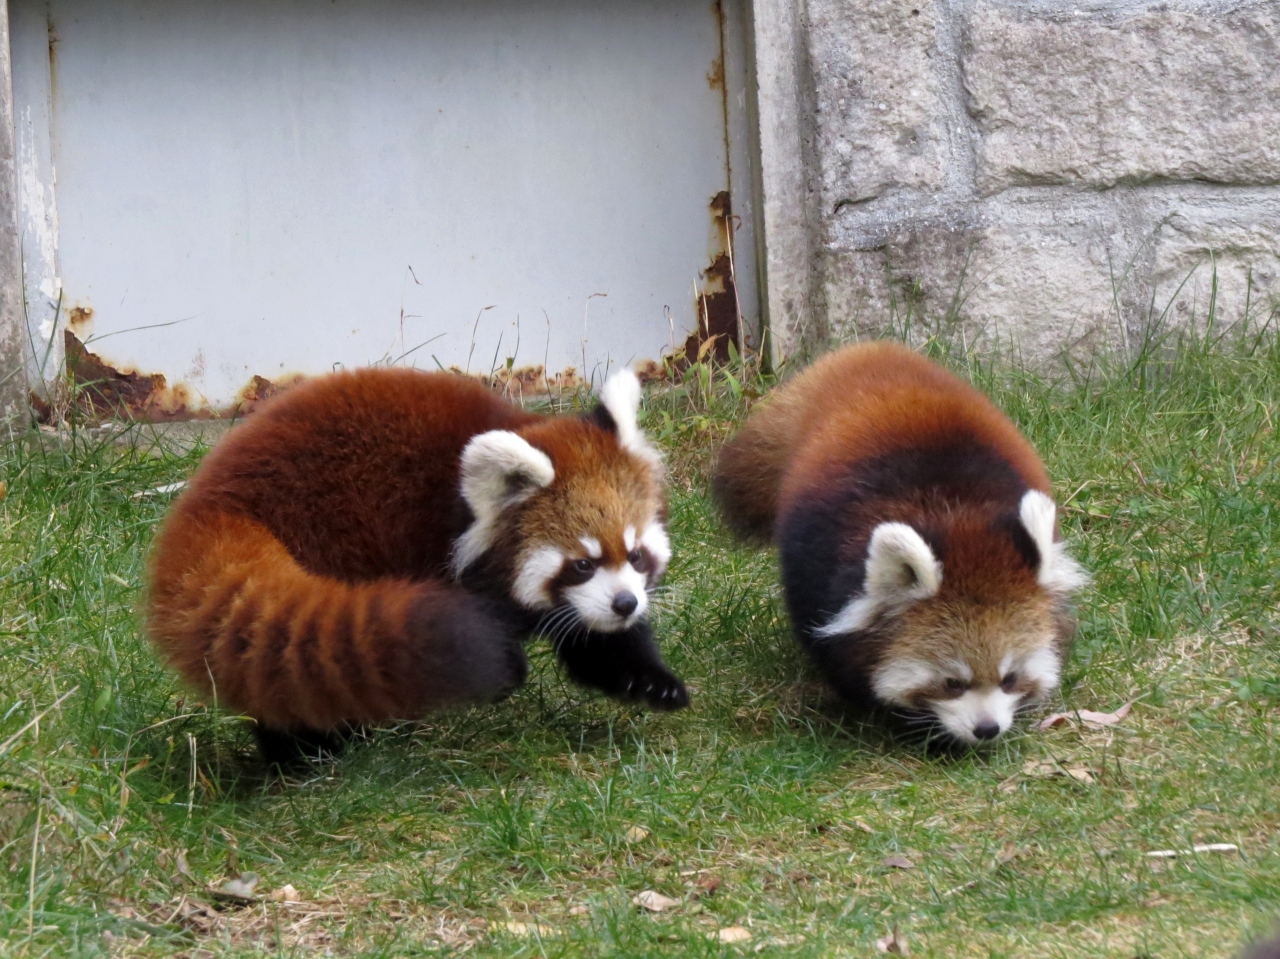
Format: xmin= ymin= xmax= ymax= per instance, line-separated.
xmin=802 ymin=0 xmax=1280 ymax=362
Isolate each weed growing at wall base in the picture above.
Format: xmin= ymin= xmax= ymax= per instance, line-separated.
xmin=0 ymin=330 xmax=1278 ymax=957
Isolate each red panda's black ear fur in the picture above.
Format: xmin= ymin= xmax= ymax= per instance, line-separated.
xmin=585 ymin=403 xmax=618 ymax=435
xmin=1018 ymin=490 xmax=1090 ymax=596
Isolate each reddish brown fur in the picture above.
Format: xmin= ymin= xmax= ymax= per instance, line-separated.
xmin=146 ymin=368 xmax=663 ymax=733
xmin=715 ymin=341 xmax=1050 ymax=542
xmin=508 ymin=417 xmax=664 ymax=568
xmin=714 ymin=342 xmax=1076 ymax=725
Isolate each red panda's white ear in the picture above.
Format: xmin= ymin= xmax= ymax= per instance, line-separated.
xmin=1018 ymin=490 xmax=1089 ymax=596
xmin=864 ymin=523 xmax=942 ymax=599
xmin=600 ymin=368 xmax=662 ymax=469
xmin=815 ymin=523 xmax=941 ymax=636
xmin=452 ymin=431 xmax=555 ymax=575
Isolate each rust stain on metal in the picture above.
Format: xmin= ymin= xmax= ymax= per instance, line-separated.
xmin=234 ymin=373 xmax=306 ymax=416
xmin=678 ymin=190 xmax=742 ymax=369
xmin=57 ymin=330 xmax=306 ymax=423
xmin=457 ymin=364 xmax=584 ymax=399
xmin=46 ymin=332 xmax=599 ymax=423
xmin=632 ymin=359 xmax=666 ymax=384
xmin=64 ymin=329 xmax=181 ymax=420
xmin=67 ymin=305 xmax=94 ymax=336
xmin=707 ymin=0 xmax=726 ymax=90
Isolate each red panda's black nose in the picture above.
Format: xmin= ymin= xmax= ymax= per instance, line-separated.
xmin=973 ymin=721 xmax=1001 ymax=741
xmin=611 ymin=592 xmax=638 ymax=618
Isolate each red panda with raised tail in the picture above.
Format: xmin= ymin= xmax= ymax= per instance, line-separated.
xmin=146 ymin=367 xmax=686 ymax=762
xmin=713 ymin=342 xmax=1087 ymax=745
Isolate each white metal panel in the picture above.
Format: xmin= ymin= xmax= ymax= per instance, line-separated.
xmin=16 ymin=0 xmax=755 ymax=412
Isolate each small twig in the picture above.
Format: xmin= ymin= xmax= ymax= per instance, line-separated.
xmin=0 ymin=686 xmax=79 ymax=758
xmin=27 ymin=805 xmax=41 ymax=937
xmin=941 ymin=879 xmax=978 ymax=897
xmin=187 ymin=733 xmax=198 ymax=822
xmin=1145 ymin=843 xmax=1238 ymax=859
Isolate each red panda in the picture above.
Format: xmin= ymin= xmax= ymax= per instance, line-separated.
xmin=713 ymin=342 xmax=1086 ymax=745
xmin=146 ymin=367 xmax=686 ymax=762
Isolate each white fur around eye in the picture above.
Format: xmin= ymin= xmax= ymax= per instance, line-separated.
xmin=452 ymin=431 xmax=555 ymax=576
xmin=512 ymin=547 xmax=565 ymax=609
xmin=1019 ymin=490 xmax=1089 ymax=596
xmin=1019 ymin=644 xmax=1062 ymax=694
xmin=815 ymin=523 xmax=941 ymax=637
xmin=932 ymin=688 xmax=1021 ymax=743
xmin=871 ymin=658 xmax=941 ymax=706
xmin=564 ymin=563 xmax=649 ymax=632
xmin=639 ymin=521 xmax=671 ymax=571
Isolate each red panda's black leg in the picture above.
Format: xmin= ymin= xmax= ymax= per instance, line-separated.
xmin=253 ymin=724 xmax=349 ymax=768
xmin=553 ymin=620 xmax=689 ymax=711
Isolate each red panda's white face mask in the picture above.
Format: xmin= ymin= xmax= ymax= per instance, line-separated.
xmin=816 ymin=492 xmax=1087 ymax=744
xmin=450 ymin=369 xmax=668 ymax=634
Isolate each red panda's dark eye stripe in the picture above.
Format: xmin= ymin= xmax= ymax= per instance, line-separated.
xmin=628 ymin=548 xmax=653 ymax=574
xmin=1000 ymin=672 xmax=1019 ymax=692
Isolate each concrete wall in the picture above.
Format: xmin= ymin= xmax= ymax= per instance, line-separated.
xmin=0 ymin=0 xmax=29 ymax=427
xmin=793 ymin=0 xmax=1280 ymax=363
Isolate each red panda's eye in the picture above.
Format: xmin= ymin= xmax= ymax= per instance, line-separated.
xmin=943 ymin=678 xmax=968 ymax=695
xmin=572 ymin=558 xmax=596 ymax=575
xmin=1000 ymin=672 xmax=1019 ymax=692
xmin=628 ymin=549 xmax=650 ymax=572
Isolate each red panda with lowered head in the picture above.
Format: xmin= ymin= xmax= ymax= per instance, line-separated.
xmin=146 ymin=367 xmax=686 ymax=762
xmin=713 ymin=342 xmax=1087 ymax=745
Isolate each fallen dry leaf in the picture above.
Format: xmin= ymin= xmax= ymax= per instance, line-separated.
xmin=269 ymin=884 xmax=301 ymax=902
xmin=877 ymin=928 xmax=909 ymax=954
xmin=567 ymin=905 xmax=589 ymax=916
xmin=131 ymin=481 xmax=187 ymax=500
xmin=717 ymin=926 xmax=752 ymax=944
xmin=1039 ymin=701 xmax=1133 ymax=731
xmin=174 ymin=850 xmax=196 ymax=883
xmin=1145 ymin=843 xmax=1238 ymax=858
xmin=852 ymin=819 xmax=874 ymax=834
xmin=1019 ymin=758 xmax=1096 ymax=785
xmin=491 ymin=920 xmax=557 ymax=937
xmin=624 ymin=825 xmax=651 ymax=843
xmin=214 ymin=872 xmax=259 ymax=901
xmin=882 ymin=854 xmax=915 ymax=870
xmin=1065 ymin=764 xmax=1096 ymax=785
xmin=633 ymin=890 xmax=680 ymax=912
xmin=696 ymin=874 xmax=723 ymax=897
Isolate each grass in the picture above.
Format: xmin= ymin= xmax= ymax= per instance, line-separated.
xmin=1 ymin=329 xmax=1279 ymax=958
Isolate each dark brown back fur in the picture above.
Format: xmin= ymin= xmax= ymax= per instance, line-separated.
xmin=149 ymin=370 xmax=553 ymax=731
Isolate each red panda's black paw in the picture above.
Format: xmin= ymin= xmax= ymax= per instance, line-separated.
xmin=623 ymin=667 xmax=689 ymax=711
xmin=553 ymin=621 xmax=689 ymax=710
